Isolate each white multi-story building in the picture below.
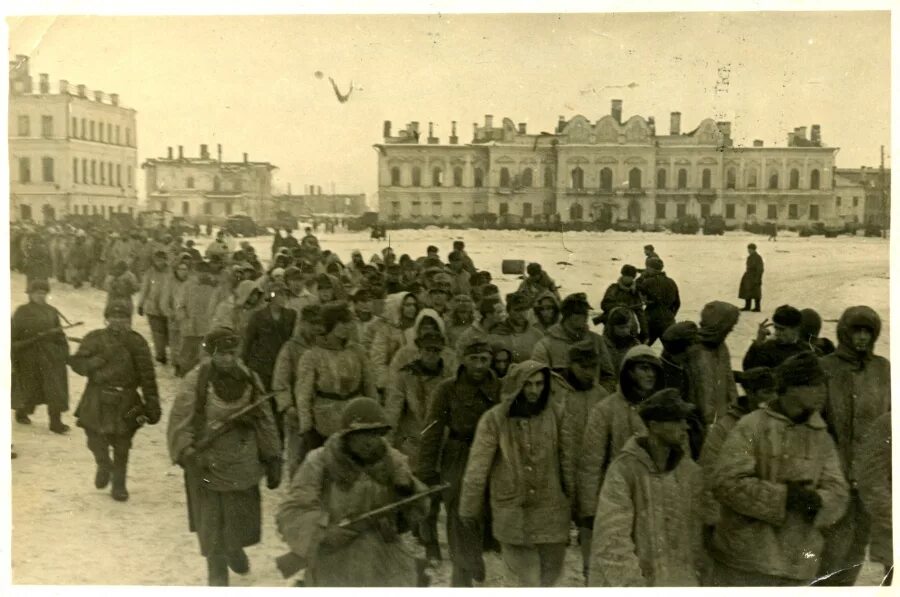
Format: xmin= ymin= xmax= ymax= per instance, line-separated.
xmin=375 ymin=100 xmax=839 ymax=227
xmin=8 ymin=54 xmax=139 ymax=224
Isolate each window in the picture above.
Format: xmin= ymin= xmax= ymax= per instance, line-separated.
xmin=788 ymin=204 xmax=799 ymax=219
xmin=73 ymin=158 xmax=79 ymax=183
xmin=42 ymin=157 xmax=54 ymax=182
xmin=107 ymin=123 xmax=112 ymax=143
xmin=100 ymin=162 xmax=106 ymax=185
xmin=82 ymin=160 xmax=88 ymax=183
xmin=853 ymin=196 xmax=859 ymax=207
xmin=809 ymin=204 xmax=819 ymax=220
xmin=676 ymin=203 xmax=687 ymax=217
xmin=412 ymin=166 xmax=422 ymax=187
xmin=18 ymin=115 xmax=30 ymax=136
xmin=81 ymin=118 xmax=86 ymax=139
xmin=39 ymin=115 xmax=51 ymax=137
xmin=544 ymin=166 xmax=554 ymax=188
xmin=186 ymin=176 xmax=194 ymax=189
xmin=433 ymin=167 xmax=444 ymax=187
xmin=234 ymin=180 xmax=243 ymax=192
xmin=629 ymin=168 xmax=642 ymax=190
xmin=768 ymin=172 xmax=779 ymax=189
xmin=182 ymin=201 xmax=190 ymax=216
xmin=500 ymin=167 xmax=511 ymax=188
xmin=453 ymin=166 xmax=463 ymax=187
xmin=523 ymin=202 xmax=533 ymax=218
xmin=474 ymin=168 xmax=484 ymax=188
xmin=789 ymin=169 xmax=800 ymax=189
xmin=127 ymin=166 xmax=133 ymax=187
xmin=115 ymin=125 xmax=120 ymax=145
xmin=569 ymin=203 xmax=583 ymax=220
xmin=160 ymin=200 xmax=168 ymax=212
xmin=98 ymin=122 xmax=104 ymax=142
xmin=836 ymin=197 xmax=842 ymax=207
xmin=571 ymin=167 xmax=584 ymax=190
xmin=213 ymin=177 xmax=221 ymax=192
xmin=116 ymin=165 xmax=122 ymax=187
xmin=410 ymin=201 xmax=421 ymax=217
xmin=499 ymin=202 xmax=509 ymax=216
xmin=726 ymin=203 xmax=736 ymax=218
xmin=204 ymin=202 xmax=212 ymax=215
xmin=71 ymin=117 xmax=77 ymax=137
xmin=125 ymin=128 xmax=132 ymax=146
xmin=600 ymin=167 xmax=613 ymax=191
xmin=767 ymin=204 xmax=778 ymax=219
xmin=746 ymin=168 xmax=758 ymax=188
xmin=453 ymin=201 xmax=464 ymax=217
xmin=90 ymin=160 xmax=97 ymax=184
xmin=701 ymin=204 xmax=711 ymax=218
xmin=521 ymin=168 xmax=533 ymax=187
xmin=655 ymin=202 xmax=666 ymax=219
xmin=391 ymin=201 xmax=401 ymax=216
xmin=810 ymin=169 xmax=820 ymax=190
xmin=657 ymin=169 xmax=666 ymax=189
xmin=747 ymin=203 xmax=757 ymax=216
xmin=20 ymin=205 xmax=32 ymax=220
xmin=432 ymin=201 xmax=442 ymax=217
xmin=109 ymin=163 xmax=115 ymax=186
xmin=726 ymin=168 xmax=736 ymax=189
xmin=702 ymin=168 xmax=712 ymax=189
xmin=677 ymin=168 xmax=688 ymax=189
xmin=390 ymin=167 xmax=401 ymax=186
xmin=224 ymin=201 xmax=233 ymax=216
xmin=90 ymin=120 xmax=95 ymax=140
xmin=18 ymin=158 xmax=31 ymax=183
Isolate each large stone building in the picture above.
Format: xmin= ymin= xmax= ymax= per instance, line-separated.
xmin=9 ymin=54 xmax=139 ymax=224
xmin=274 ymin=185 xmax=368 ymax=218
xmin=833 ymin=167 xmax=890 ymax=228
xmin=375 ymin=100 xmax=839 ymax=227
xmin=141 ymin=144 xmax=277 ymax=224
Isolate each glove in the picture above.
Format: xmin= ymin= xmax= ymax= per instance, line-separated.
xmin=320 ymin=525 xmax=358 ymax=549
xmin=138 ymin=306 xmax=144 ymax=317
xmin=266 ymin=459 xmax=283 ymax=490
xmin=144 ymin=403 xmax=162 ymax=425
xmin=178 ymin=446 xmax=205 ymax=470
xmin=785 ymin=481 xmax=823 ymax=521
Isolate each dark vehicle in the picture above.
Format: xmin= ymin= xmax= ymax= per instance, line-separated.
xmin=702 ymin=215 xmax=726 ymax=236
xmin=224 ymin=214 xmax=263 ymax=237
xmin=670 ymin=215 xmax=700 ymax=235
xmin=169 ymin=217 xmax=198 ymax=237
xmin=612 ymin=220 xmax=641 ymax=232
xmin=346 ymin=211 xmax=380 ymax=232
xmin=799 ymin=222 xmax=826 ymax=237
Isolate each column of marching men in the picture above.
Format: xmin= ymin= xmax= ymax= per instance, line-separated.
xmin=10 ymin=224 xmax=892 ymax=587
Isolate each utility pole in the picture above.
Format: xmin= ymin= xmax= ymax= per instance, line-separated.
xmin=880 ymin=145 xmax=887 ymax=230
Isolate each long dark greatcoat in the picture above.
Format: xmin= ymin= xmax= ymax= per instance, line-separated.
xmin=738 ymin=252 xmax=764 ymax=301
xmin=11 ymin=301 xmax=70 ymax=413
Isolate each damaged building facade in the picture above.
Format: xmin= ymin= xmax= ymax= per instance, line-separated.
xmin=374 ymin=100 xmax=839 ymax=227
xmin=141 ymin=145 xmax=277 ymax=224
xmin=9 ymin=54 xmax=139 ymax=224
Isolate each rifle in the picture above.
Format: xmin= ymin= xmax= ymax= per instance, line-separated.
xmin=275 ymin=482 xmax=450 ymax=578
xmin=188 ymin=391 xmax=278 ymax=454
xmin=12 ymin=322 xmax=83 ymax=351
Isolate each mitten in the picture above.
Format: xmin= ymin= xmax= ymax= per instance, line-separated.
xmin=266 ymin=459 xmax=283 ymax=490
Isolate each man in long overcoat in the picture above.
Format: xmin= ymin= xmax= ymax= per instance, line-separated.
xmin=738 ymin=243 xmax=764 ymax=312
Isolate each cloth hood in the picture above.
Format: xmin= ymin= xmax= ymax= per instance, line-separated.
xmin=382 ymin=291 xmax=413 ymax=326
xmin=404 ymin=307 xmax=446 ymax=343
xmin=532 ymin=289 xmax=560 ymax=318
xmin=235 ymin=279 xmax=261 ymax=306
xmin=618 ymin=344 xmax=665 ymax=403
xmin=500 ymin=360 xmax=550 ymax=402
xmin=835 ymin=305 xmax=881 ymax=355
xmin=603 ymin=306 xmax=639 ymax=340
xmin=696 ymin=301 xmax=740 ymax=346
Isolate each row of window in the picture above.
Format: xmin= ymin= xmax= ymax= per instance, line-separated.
xmin=175 ymin=177 xmax=242 ymax=192
xmin=15 ymin=156 xmax=133 ymax=187
xmin=18 ymin=204 xmax=135 ymax=221
xmin=835 ymin=196 xmax=860 ymax=208
xmin=157 ymin=199 xmax=234 ymax=216
xmin=15 ymin=115 xmax=133 ymax=146
xmin=388 ymin=164 xmax=823 ymax=191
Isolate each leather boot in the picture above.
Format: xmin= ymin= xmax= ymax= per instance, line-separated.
xmin=207 ymin=555 xmax=229 ymax=586
xmin=227 ymin=548 xmax=250 ymax=575
xmin=93 ymin=447 xmax=112 ymax=489
xmin=15 ymin=411 xmax=31 ymax=425
xmin=49 ymin=411 xmax=70 ymax=434
xmin=111 ymin=445 xmax=129 ymax=502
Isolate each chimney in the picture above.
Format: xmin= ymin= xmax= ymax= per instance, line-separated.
xmin=473 ymin=122 xmax=478 ymax=139
xmin=410 ymin=121 xmax=420 ymax=135
xmin=167 ymin=147 xmax=173 ymax=159
xmin=518 ymin=122 xmax=527 ymax=134
xmin=178 ymin=145 xmax=184 ymax=160
xmin=647 ymin=116 xmax=656 ymax=135
xmin=94 ymin=90 xmax=104 ymax=102
xmin=811 ymin=125 xmax=821 ymax=145
xmin=753 ymin=139 xmax=764 ymax=147
xmin=788 ymin=132 xmax=796 ymax=146
xmin=383 ymin=120 xmax=392 ymax=138
xmin=717 ymin=121 xmax=732 ymax=138
xmin=670 ymin=112 xmax=681 ymax=135
xmin=485 ymin=114 xmax=494 ymax=129
xmin=77 ymin=84 xmax=86 ymax=98
xmin=557 ymin=115 xmax=565 ymax=133
xmin=795 ymin=126 xmax=807 ymax=140
xmin=243 ymin=153 xmax=248 ymax=164
xmin=59 ymin=79 xmax=68 ymax=94
xmin=217 ymin=144 xmax=222 ymax=162
xmin=110 ymin=93 xmax=119 ymax=106
xmin=39 ymin=73 xmax=49 ymax=94
xmin=318 ymin=185 xmax=322 ymax=195
xmin=450 ymin=120 xmax=458 ymax=145
xmin=200 ymin=144 xmax=208 ymax=159
xmin=427 ymin=122 xmax=438 ymax=144
xmin=611 ymin=99 xmax=623 ymax=123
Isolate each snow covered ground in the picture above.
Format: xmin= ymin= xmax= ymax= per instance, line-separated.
xmin=10 ymin=229 xmax=889 ymax=586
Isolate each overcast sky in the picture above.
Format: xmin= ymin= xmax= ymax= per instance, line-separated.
xmin=8 ymin=11 xmax=891 ymax=203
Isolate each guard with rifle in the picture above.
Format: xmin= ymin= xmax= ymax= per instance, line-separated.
xmin=166 ymin=326 xmax=282 ymax=587
xmin=69 ymin=300 xmax=161 ymax=501
xmin=276 ymin=396 xmax=430 ymax=587
xmin=12 ymin=279 xmax=74 ymax=434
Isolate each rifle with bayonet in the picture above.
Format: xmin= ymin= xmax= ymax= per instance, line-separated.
xmin=275 ymin=482 xmax=450 ymax=578
xmin=186 ymin=390 xmax=278 ymax=456
xmin=12 ymin=321 xmax=83 ymax=351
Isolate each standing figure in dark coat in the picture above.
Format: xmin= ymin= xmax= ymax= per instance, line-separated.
xmin=242 ymin=283 xmax=297 ymax=392
xmin=69 ymin=301 xmax=161 ymax=501
xmin=24 ymin=234 xmax=53 ymax=286
xmin=742 ymin=304 xmax=809 ymax=370
xmin=738 ymin=243 xmax=764 ymax=312
xmin=11 ymin=279 xmax=71 ymax=433
xmin=167 ymin=327 xmax=282 ymax=586
xmin=816 ymin=306 xmax=891 ymax=586
xmin=596 ymin=264 xmax=648 ymax=342
xmin=636 ymin=257 xmax=681 ymax=346
xmin=417 ymin=336 xmax=502 ymax=587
